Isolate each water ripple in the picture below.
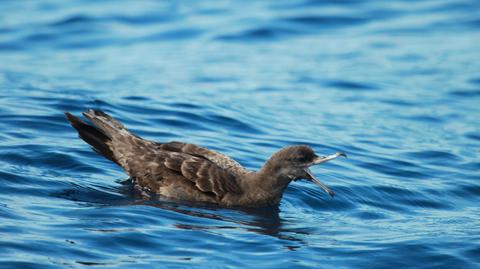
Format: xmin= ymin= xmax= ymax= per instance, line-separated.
xmin=282 ymin=15 xmax=369 ymax=27
xmin=49 ymin=14 xmax=98 ymax=27
xmin=217 ymin=27 xmax=300 ymax=41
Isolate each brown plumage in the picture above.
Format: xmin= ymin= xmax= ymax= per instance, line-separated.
xmin=66 ymin=109 xmax=346 ymax=207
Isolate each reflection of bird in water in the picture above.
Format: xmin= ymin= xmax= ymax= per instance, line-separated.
xmin=56 ymin=178 xmax=309 ymax=245
xmin=66 ymin=109 xmax=346 ymax=207
xmin=129 ymin=196 xmax=310 ymax=245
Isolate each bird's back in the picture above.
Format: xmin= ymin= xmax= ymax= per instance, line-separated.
xmin=66 ymin=109 xmax=245 ymax=204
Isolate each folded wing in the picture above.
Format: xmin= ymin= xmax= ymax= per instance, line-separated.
xmin=124 ymin=150 xmax=242 ymax=197
xmin=66 ymin=109 xmax=244 ymax=198
xmin=157 ymin=141 xmax=248 ymax=176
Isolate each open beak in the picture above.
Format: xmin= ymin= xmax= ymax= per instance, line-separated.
xmin=313 ymin=152 xmax=347 ymax=165
xmin=305 ymin=152 xmax=347 ymax=198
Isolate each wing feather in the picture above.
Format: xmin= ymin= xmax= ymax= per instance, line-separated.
xmin=127 ymin=150 xmax=242 ymax=197
xmin=157 ymin=141 xmax=247 ymax=176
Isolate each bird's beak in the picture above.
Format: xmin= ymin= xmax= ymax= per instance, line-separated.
xmin=312 ymin=152 xmax=347 ymax=165
xmin=304 ymin=168 xmax=335 ymax=198
xmin=304 ymin=152 xmax=347 ymax=198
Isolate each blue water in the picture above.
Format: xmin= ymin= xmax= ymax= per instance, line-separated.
xmin=1 ymin=0 xmax=479 ymax=268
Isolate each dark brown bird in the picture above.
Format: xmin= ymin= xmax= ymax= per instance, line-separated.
xmin=65 ymin=109 xmax=346 ymax=207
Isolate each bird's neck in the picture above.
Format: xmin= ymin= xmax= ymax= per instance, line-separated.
xmin=247 ymin=163 xmax=292 ymax=204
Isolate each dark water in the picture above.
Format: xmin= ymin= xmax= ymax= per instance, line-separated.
xmin=1 ymin=0 xmax=479 ymax=268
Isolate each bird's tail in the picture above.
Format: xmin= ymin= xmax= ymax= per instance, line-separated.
xmin=65 ymin=110 xmax=122 ymax=166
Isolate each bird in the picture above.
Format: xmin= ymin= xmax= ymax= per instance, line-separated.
xmin=65 ymin=109 xmax=346 ymax=207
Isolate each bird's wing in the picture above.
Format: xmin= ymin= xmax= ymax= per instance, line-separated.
xmin=67 ymin=110 xmax=243 ymax=197
xmin=124 ymin=149 xmax=242 ymax=197
xmin=156 ymin=141 xmax=248 ymax=175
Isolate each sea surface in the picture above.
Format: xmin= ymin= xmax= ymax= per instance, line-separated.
xmin=0 ymin=0 xmax=479 ymax=268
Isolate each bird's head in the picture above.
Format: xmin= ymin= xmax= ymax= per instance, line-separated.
xmin=261 ymin=145 xmax=346 ymax=197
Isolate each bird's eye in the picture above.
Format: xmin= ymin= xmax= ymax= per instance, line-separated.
xmin=292 ymin=156 xmax=307 ymax=162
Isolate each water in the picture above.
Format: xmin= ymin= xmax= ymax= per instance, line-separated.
xmin=0 ymin=0 xmax=479 ymax=268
